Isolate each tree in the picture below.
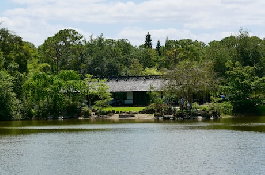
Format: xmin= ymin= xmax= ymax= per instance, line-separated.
xmin=0 ymin=71 xmax=21 ymax=120
xmin=0 ymin=28 xmax=30 ymax=74
xmin=208 ymin=29 xmax=265 ymax=78
xmin=22 ymin=72 xmax=53 ymax=118
xmin=224 ymin=60 xmax=263 ymax=113
xmin=128 ymin=59 xmax=143 ymax=75
xmin=22 ymin=70 xmax=112 ymax=118
xmin=135 ymin=47 xmax=158 ymax=68
xmin=206 ymin=39 xmax=234 ymax=77
xmin=144 ymin=32 xmax=152 ymax=49
xmin=164 ymin=60 xmax=216 ymax=107
xmin=156 ymin=40 xmax=161 ymax=56
xmin=22 ymin=71 xmax=83 ymax=118
xmin=163 ymin=39 xmax=206 ymax=70
xmin=80 ymin=74 xmax=112 ymax=110
xmin=0 ymin=28 xmax=34 ymax=101
xmin=39 ymin=29 xmax=85 ymax=74
xmin=83 ymin=35 xmax=134 ymax=77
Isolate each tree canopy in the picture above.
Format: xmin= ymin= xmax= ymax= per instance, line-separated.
xmin=164 ymin=60 xmax=216 ymax=107
xmin=0 ymin=27 xmax=265 ymax=119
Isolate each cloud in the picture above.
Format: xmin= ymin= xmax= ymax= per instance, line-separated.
xmin=1 ymin=0 xmax=265 ymax=46
xmin=6 ymin=0 xmax=264 ymax=26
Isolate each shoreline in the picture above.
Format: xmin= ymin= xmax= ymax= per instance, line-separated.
xmin=92 ymin=114 xmax=155 ymax=120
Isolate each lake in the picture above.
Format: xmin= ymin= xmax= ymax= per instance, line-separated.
xmin=0 ymin=117 xmax=265 ymax=175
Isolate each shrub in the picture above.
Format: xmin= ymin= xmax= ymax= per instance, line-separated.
xmin=210 ymin=101 xmax=233 ymax=115
xmin=145 ymin=103 xmax=170 ymax=114
xmin=81 ymin=106 xmax=92 ymax=118
xmin=65 ymin=102 xmax=79 ymax=117
xmin=199 ymin=105 xmax=210 ymax=111
xmin=192 ymin=102 xmax=200 ymax=111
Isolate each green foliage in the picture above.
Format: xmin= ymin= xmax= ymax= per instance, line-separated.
xmin=156 ymin=40 xmax=161 ymax=56
xmin=256 ymin=106 xmax=265 ymax=115
xmin=207 ymin=29 xmax=265 ymax=78
xmin=142 ymin=67 xmax=162 ymax=75
xmin=0 ymin=51 xmax=4 ymax=69
xmin=144 ymin=32 xmax=152 ymax=49
xmin=209 ymin=101 xmax=233 ymax=115
xmin=22 ymin=71 xmax=112 ymax=119
xmin=198 ymin=105 xmax=211 ymax=112
xmin=144 ymin=103 xmax=171 ymax=115
xmin=164 ymin=60 xmax=217 ymax=107
xmin=128 ymin=59 xmax=143 ymax=75
xmin=224 ymin=60 xmax=262 ymax=113
xmin=163 ymin=39 xmax=206 ymax=69
xmin=0 ymin=71 xmax=21 ymax=120
xmin=136 ymin=48 xmax=158 ymax=68
xmin=1 ymin=26 xmax=265 ymax=118
xmin=92 ymin=80 xmax=112 ymax=110
xmin=81 ymin=106 xmax=92 ymax=118
xmin=77 ymin=35 xmax=134 ymax=76
xmin=192 ymin=102 xmax=200 ymax=111
xmin=39 ymin=29 xmax=85 ymax=74
xmin=147 ymin=85 xmax=163 ymax=105
xmin=0 ymin=28 xmax=30 ymax=74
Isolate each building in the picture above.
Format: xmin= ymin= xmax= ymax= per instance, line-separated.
xmin=106 ymin=76 xmax=165 ymax=106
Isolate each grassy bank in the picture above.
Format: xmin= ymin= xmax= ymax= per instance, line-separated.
xmin=103 ymin=107 xmax=145 ymax=112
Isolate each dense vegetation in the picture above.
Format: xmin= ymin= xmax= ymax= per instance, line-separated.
xmin=0 ymin=27 xmax=264 ymax=120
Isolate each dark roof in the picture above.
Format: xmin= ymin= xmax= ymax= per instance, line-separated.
xmin=105 ymin=76 xmax=166 ymax=92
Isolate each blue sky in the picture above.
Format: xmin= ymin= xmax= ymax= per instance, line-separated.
xmin=1 ymin=0 xmax=265 ymax=47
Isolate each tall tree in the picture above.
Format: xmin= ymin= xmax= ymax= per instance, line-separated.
xmin=39 ymin=29 xmax=85 ymax=74
xmin=144 ymin=32 xmax=152 ymax=49
xmin=156 ymin=40 xmax=161 ymax=56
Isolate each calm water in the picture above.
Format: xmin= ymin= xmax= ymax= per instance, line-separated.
xmin=0 ymin=117 xmax=265 ymax=175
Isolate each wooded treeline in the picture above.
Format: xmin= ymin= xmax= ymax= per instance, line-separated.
xmin=0 ymin=27 xmax=265 ymax=120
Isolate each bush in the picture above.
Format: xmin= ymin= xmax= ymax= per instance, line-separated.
xmin=65 ymin=102 xmax=80 ymax=117
xmin=210 ymin=101 xmax=233 ymax=115
xmin=145 ymin=103 xmax=170 ymax=114
xmin=231 ymin=99 xmax=258 ymax=114
xmin=192 ymin=102 xmax=200 ymax=111
xmin=257 ymin=106 xmax=265 ymax=115
xmin=199 ymin=105 xmax=210 ymax=111
xmin=81 ymin=106 xmax=92 ymax=118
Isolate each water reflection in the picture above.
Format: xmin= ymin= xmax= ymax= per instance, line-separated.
xmin=0 ymin=116 xmax=265 ymax=135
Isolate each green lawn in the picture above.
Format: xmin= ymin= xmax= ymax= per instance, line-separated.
xmin=103 ymin=106 xmax=145 ymax=112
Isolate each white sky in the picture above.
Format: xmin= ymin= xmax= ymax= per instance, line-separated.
xmin=1 ymin=0 xmax=265 ymax=47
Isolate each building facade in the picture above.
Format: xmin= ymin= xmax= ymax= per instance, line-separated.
xmin=106 ymin=76 xmax=165 ymax=106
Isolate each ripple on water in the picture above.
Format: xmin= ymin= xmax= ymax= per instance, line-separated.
xmin=0 ymin=120 xmax=265 ymax=175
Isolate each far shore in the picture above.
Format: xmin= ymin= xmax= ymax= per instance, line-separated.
xmin=88 ymin=114 xmax=155 ymax=120
xmin=77 ymin=113 xmax=235 ymax=120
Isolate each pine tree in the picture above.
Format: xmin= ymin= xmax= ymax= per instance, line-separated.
xmin=156 ymin=40 xmax=161 ymax=56
xmin=144 ymin=32 xmax=152 ymax=49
